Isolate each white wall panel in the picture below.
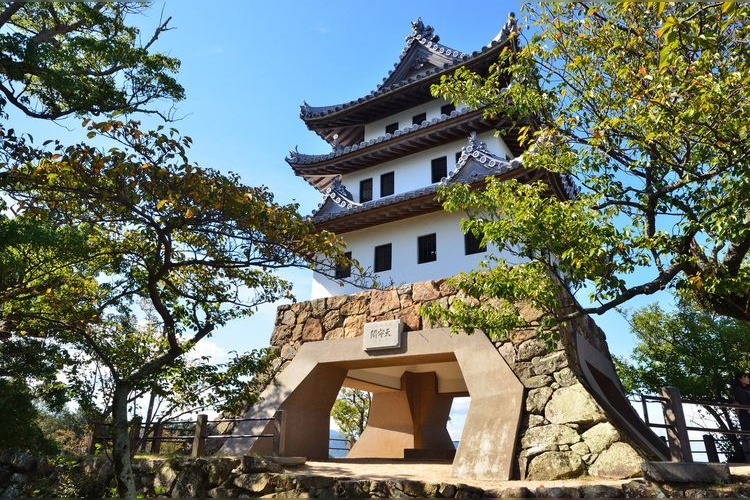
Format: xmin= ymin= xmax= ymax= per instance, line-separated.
xmin=311 ymin=210 xmax=524 ymax=298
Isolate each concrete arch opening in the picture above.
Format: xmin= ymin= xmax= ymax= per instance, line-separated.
xmin=221 ymin=328 xmax=524 ymax=480
xmin=335 ymin=359 xmax=467 ymax=461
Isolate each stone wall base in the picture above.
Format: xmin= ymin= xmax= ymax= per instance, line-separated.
xmin=3 ymin=453 xmax=750 ymax=498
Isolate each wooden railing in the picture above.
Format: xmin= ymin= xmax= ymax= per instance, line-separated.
xmin=89 ymin=410 xmax=286 ymax=458
xmin=637 ymin=386 xmax=750 ymax=463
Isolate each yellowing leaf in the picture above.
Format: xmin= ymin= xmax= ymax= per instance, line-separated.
xmin=156 ymin=199 xmax=169 ymax=210
xmin=185 ymin=207 xmax=195 ymax=219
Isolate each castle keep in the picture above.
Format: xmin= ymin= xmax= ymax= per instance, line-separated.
xmin=222 ymin=16 xmax=669 ymax=481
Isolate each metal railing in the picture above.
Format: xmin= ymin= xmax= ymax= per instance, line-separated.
xmin=329 ymin=436 xmax=351 ymax=457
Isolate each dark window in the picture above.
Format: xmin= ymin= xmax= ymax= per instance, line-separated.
xmin=464 ymin=232 xmax=486 ymax=255
xmin=441 ymin=103 xmax=456 ymax=115
xmin=412 ymin=112 xmax=426 ymax=125
xmin=417 ymin=234 xmax=437 ymax=264
xmin=360 ymin=178 xmax=373 ymax=202
xmin=374 ymin=244 xmax=392 ymax=272
xmin=431 ymin=156 xmax=448 ymax=183
xmin=335 ymin=252 xmax=352 ymax=279
xmin=385 ymin=122 xmax=399 ymax=135
xmin=380 ymin=172 xmax=394 ymax=197
xmin=455 ymin=151 xmax=462 ymax=163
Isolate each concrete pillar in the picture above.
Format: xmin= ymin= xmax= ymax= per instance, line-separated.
xmin=403 ymin=371 xmax=454 ymax=453
xmin=348 ymin=390 xmax=414 ymax=458
xmin=348 ymin=371 xmax=454 ymax=459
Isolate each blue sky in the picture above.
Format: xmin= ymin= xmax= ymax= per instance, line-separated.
xmin=12 ymin=1 xmax=668 ymax=364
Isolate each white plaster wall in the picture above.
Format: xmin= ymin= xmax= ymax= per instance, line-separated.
xmin=342 ymin=131 xmax=512 ymax=202
xmin=311 ymin=210 xmax=524 ymax=298
xmin=364 ymin=98 xmax=466 ymax=141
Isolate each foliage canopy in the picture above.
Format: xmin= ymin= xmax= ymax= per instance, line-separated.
xmin=616 ymin=298 xmax=750 ymax=460
xmin=0 ymin=3 xmax=183 ymax=119
xmin=428 ymin=2 xmax=750 ymax=338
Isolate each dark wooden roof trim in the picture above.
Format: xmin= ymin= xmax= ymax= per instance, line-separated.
xmin=288 ymin=109 xmax=507 ymax=191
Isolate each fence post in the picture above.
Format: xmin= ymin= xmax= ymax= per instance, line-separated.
xmin=129 ymin=416 xmax=143 ymax=455
xmin=87 ymin=422 xmax=106 ymax=454
xmin=661 ymin=386 xmax=693 ymax=462
xmin=703 ymin=434 xmax=719 ymax=463
xmin=273 ymin=410 xmax=286 ymax=456
xmin=192 ymin=414 xmax=208 ymax=458
xmin=151 ymin=422 xmax=164 ymax=454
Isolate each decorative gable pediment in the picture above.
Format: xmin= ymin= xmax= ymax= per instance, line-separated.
xmin=378 ymin=18 xmax=465 ymax=91
xmin=444 ymin=132 xmax=520 ymax=185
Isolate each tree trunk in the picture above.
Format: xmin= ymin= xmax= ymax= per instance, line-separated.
xmin=112 ymin=382 xmax=137 ymax=499
xmin=141 ymin=391 xmax=157 ymax=452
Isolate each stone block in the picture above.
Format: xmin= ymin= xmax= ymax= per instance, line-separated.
xmin=171 ymin=460 xmax=208 ymax=498
xmin=341 ymin=296 xmax=368 ymax=316
xmin=280 ymin=344 xmax=296 ymax=360
xmin=300 ymin=317 xmax=323 ymax=341
xmin=413 ymin=280 xmax=440 ymax=302
xmin=343 ymin=314 xmax=365 ymax=337
xmin=521 ymin=424 xmax=581 ymax=450
xmin=545 ymin=384 xmax=607 ymax=426
xmin=582 ymin=422 xmax=620 ymax=454
xmin=536 ymin=486 xmax=582 ymax=498
xmin=525 ymin=386 xmax=554 ymax=413
xmin=523 ymin=374 xmax=553 ymax=389
xmin=310 ymin=297 xmax=327 ymax=317
xmin=370 ymin=289 xmax=400 ymax=315
xmin=527 ymin=451 xmax=585 ymax=480
xmin=554 ymin=367 xmax=578 ymax=387
xmin=400 ymin=304 xmax=422 ymax=331
xmin=322 ymin=310 xmax=342 ymax=331
xmin=641 ymin=461 xmax=730 ymax=483
xmin=517 ymin=338 xmax=549 ymax=361
xmin=326 ymin=294 xmax=348 ymax=311
xmin=233 ymin=472 xmax=275 ymax=495
xmin=589 ymin=442 xmax=643 ymax=479
xmin=279 ymin=309 xmax=295 ymax=326
xmin=324 ymin=327 xmax=345 ymax=340
xmin=533 ymin=350 xmax=568 ymax=375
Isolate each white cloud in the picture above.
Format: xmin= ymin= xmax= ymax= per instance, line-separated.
xmin=186 ymin=338 xmax=228 ymax=364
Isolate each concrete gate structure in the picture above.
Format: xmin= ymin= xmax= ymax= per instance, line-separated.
xmin=221 ymin=281 xmax=669 ymax=481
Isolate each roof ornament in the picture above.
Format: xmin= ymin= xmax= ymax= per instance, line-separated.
xmin=410 ymin=17 xmax=439 ymax=43
xmin=325 ymin=175 xmax=358 ymax=208
xmin=467 ymin=131 xmax=489 ymax=153
xmin=500 ymin=12 xmax=520 ymax=41
xmin=331 ymin=133 xmax=342 ymax=152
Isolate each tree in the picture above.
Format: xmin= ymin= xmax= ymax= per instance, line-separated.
xmin=0 ymin=378 xmax=57 ymax=454
xmin=615 ymin=299 xmax=750 ymax=460
xmin=0 ymin=2 xmax=183 ymax=120
xmin=2 ymin=119 xmax=351 ymax=498
xmin=427 ymin=3 xmax=750 ymax=338
xmin=331 ymin=388 xmax=371 ymax=443
xmin=0 ymin=1 xmax=183 ymax=407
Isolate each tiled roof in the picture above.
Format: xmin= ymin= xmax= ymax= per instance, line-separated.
xmin=288 ymin=107 xmax=470 ymax=166
xmin=299 ymin=18 xmax=517 ymax=122
xmin=312 ymin=132 xmax=518 ymax=223
xmin=310 ymin=131 xmax=579 ymax=228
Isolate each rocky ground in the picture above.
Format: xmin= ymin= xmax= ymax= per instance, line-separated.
xmin=4 ymin=452 xmax=750 ymax=498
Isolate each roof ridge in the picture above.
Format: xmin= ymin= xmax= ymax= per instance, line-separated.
xmin=299 ymin=16 xmax=515 ymax=121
